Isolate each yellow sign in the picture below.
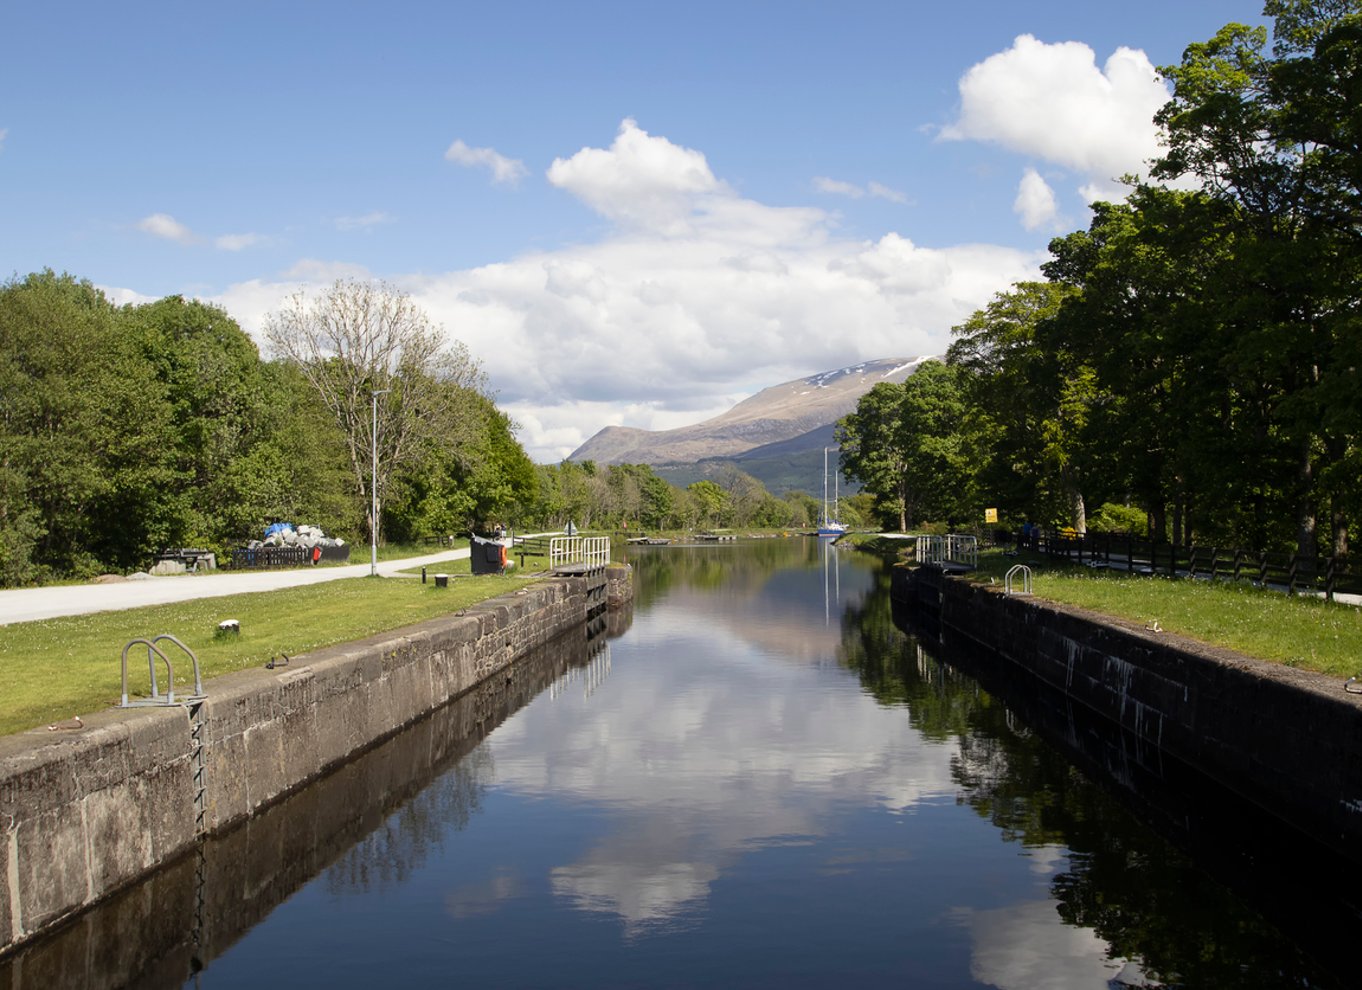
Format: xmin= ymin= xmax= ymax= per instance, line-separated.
xmin=984 ymin=508 xmax=998 ymax=524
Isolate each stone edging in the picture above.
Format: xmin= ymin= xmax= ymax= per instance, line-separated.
xmin=893 ymin=564 xmax=1362 ymax=863
xmin=1 ymin=565 xmax=632 ymax=956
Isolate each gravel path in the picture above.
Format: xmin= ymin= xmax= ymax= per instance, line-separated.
xmin=0 ymin=547 xmax=474 ymax=626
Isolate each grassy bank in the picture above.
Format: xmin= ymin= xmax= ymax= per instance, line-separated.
xmin=989 ymin=554 xmax=1361 ymax=677
xmin=0 ymin=568 xmax=534 ymax=737
xmin=854 ymin=537 xmax=1362 ymax=679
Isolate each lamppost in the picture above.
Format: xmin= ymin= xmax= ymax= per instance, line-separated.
xmin=370 ymin=388 xmax=390 ymax=577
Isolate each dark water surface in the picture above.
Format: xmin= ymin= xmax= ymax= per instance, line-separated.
xmin=3 ymin=539 xmax=1353 ymax=988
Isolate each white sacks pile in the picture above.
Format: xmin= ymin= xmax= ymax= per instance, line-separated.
xmin=252 ymin=523 xmax=346 ymax=550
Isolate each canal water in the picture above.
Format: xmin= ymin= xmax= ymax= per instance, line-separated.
xmin=3 ymin=539 xmax=1355 ymax=988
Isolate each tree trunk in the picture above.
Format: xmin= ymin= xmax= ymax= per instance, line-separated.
xmin=1069 ymin=489 xmax=1086 ymax=535
xmin=1148 ymin=503 xmax=1166 ymax=543
xmin=1296 ymin=438 xmax=1316 ymax=559
xmin=1332 ymin=500 xmax=1348 ymax=558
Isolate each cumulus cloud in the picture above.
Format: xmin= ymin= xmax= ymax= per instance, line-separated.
xmin=942 ymin=35 xmax=1169 ymax=177
xmin=444 ymin=139 xmax=528 ymax=184
xmin=138 ymin=212 xmax=196 ymax=244
xmin=215 ymin=120 xmax=1044 ymax=462
xmin=814 ymin=176 xmax=909 ymax=204
xmin=547 ymin=118 xmax=722 ymax=234
xmin=1014 ymin=169 xmax=1059 ymax=230
xmin=941 ymin=35 xmax=1175 ymax=224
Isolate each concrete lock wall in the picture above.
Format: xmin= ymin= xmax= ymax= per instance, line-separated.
xmin=0 ymin=621 xmax=613 ymax=990
xmin=894 ymin=565 xmax=1362 ymax=862
xmin=0 ymin=566 xmax=632 ymax=957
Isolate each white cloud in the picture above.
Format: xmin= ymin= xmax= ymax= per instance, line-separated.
xmin=942 ymin=35 xmax=1174 ymax=221
xmin=214 ymin=232 xmax=262 ymax=251
xmin=213 ymin=120 xmax=1044 ymax=462
xmin=1014 ymin=169 xmax=1059 ymax=231
xmin=334 ymin=211 xmax=395 ymax=231
xmin=814 ymin=176 xmax=864 ymax=198
xmin=814 ymin=176 xmax=908 ymax=205
xmin=138 ymin=212 xmax=196 ymax=244
xmin=444 ymin=139 xmax=528 ymax=185
xmin=137 ymin=214 xmax=264 ymax=251
xmin=0 ymin=128 xmax=7 ymax=153
xmin=547 ymin=118 xmax=722 ymax=234
xmin=98 ymin=284 xmax=159 ymax=307
xmin=867 ymin=181 xmax=909 ymax=205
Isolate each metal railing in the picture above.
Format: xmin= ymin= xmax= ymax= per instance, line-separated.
xmin=915 ymin=534 xmax=979 ymax=570
xmin=1015 ymin=529 xmax=1358 ymax=601
xmin=550 ymin=536 xmax=611 ymax=571
xmin=121 ymin=633 xmax=204 ymax=707
xmin=1004 ymin=564 xmax=1032 ymax=596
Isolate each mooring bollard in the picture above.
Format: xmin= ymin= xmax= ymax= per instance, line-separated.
xmin=434 ymin=573 xmax=448 ymax=588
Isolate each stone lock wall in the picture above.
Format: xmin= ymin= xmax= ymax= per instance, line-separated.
xmin=0 ymin=571 xmax=627 ymax=956
xmin=894 ymin=564 xmax=1362 ymax=863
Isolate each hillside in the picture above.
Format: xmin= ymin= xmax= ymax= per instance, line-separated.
xmin=570 ymin=357 xmax=932 ymax=469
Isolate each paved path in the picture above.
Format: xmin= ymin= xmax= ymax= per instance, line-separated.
xmin=0 ymin=548 xmax=473 ymax=626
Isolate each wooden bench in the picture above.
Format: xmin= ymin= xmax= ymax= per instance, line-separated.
xmin=512 ymin=536 xmax=554 ymax=567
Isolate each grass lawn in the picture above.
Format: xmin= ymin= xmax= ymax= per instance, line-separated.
xmin=0 ymin=569 xmax=535 ymax=737
xmin=961 ymin=547 xmax=1362 ymax=678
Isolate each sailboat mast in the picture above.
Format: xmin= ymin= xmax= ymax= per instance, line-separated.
xmin=823 ymin=447 xmax=830 ymax=523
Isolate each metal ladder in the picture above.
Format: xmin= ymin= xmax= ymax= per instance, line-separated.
xmin=119 ymin=635 xmax=210 ymax=837
xmin=120 ymin=634 xmax=205 ymax=707
xmin=1005 ymin=564 xmax=1033 ymax=596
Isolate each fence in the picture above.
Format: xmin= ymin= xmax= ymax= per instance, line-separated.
xmin=1016 ymin=529 xmax=1359 ymax=601
xmin=228 ymin=544 xmax=352 ymax=569
xmin=915 ymin=534 xmax=979 ymax=570
xmin=549 ymin=536 xmax=611 ymax=571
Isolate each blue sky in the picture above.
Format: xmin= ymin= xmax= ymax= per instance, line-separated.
xmin=1 ymin=1 xmax=1261 ymax=460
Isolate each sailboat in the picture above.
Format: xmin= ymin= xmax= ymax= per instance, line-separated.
xmin=817 ymin=446 xmax=847 ymax=538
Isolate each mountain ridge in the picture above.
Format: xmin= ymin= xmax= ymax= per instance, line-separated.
xmin=569 ymin=357 xmax=933 ymax=469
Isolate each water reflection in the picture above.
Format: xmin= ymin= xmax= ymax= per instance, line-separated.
xmin=3 ymin=540 xmax=1351 ymax=988
xmin=488 ymin=550 xmax=961 ymax=937
xmin=0 ymin=625 xmax=612 ymax=990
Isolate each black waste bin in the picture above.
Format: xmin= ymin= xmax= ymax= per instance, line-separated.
xmin=470 ymin=534 xmax=509 ymax=575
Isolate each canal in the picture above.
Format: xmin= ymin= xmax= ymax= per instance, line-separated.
xmin=3 ymin=539 xmax=1355 ymax=988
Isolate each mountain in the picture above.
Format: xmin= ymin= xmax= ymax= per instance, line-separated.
xmin=569 ymin=358 xmax=933 ymax=473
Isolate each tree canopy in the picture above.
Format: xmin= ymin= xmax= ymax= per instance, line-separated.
xmin=839 ymin=1 xmax=1362 ymax=557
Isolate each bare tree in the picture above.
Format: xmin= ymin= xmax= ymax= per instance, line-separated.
xmin=265 ymin=279 xmax=487 ymax=543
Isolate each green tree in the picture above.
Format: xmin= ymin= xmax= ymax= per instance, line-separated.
xmin=836 ymin=381 xmax=911 ymax=530
xmin=126 ymin=296 xmax=280 ymax=547
xmin=837 ymin=362 xmax=974 ymax=530
xmin=265 ymin=279 xmax=488 ymax=547
xmin=1154 ymin=2 xmax=1362 ymax=555
xmin=0 ymin=272 xmax=177 ymax=581
xmin=687 ymin=479 xmax=728 ymax=528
